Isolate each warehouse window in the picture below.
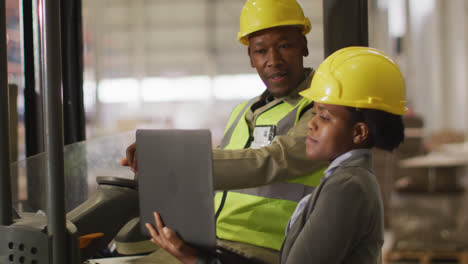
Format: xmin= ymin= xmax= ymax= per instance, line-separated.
xmin=93 ymin=74 xmax=265 ymax=103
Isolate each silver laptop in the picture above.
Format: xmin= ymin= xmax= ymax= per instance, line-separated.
xmin=136 ymin=129 xmax=216 ymax=253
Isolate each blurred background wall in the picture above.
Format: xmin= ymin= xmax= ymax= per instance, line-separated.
xmin=78 ymin=0 xmax=324 ymax=146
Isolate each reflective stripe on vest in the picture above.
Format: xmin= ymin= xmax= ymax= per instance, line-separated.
xmin=220 ymin=98 xmax=256 ymax=149
xmin=215 ymin=97 xmax=326 ymax=250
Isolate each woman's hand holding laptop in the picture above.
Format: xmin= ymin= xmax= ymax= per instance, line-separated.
xmin=145 ymin=212 xmax=199 ymax=264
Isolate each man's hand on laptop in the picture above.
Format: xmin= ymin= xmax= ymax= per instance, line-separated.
xmin=145 ymin=212 xmax=199 ymax=264
xmin=120 ymin=142 xmax=138 ymax=172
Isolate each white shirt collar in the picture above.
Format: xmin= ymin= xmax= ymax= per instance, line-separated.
xmin=323 ymin=149 xmax=371 ymax=179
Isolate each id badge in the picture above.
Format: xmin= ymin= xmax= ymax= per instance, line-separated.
xmin=250 ymin=125 xmax=276 ymax=149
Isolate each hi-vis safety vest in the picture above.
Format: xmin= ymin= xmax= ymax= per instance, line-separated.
xmin=215 ymin=96 xmax=326 ymax=251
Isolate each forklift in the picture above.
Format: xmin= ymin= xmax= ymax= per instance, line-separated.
xmin=0 ymin=0 xmax=369 ymax=263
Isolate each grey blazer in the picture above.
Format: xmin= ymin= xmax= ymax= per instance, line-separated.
xmin=279 ymin=154 xmax=384 ymax=264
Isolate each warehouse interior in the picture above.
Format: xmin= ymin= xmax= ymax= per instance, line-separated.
xmin=3 ymin=0 xmax=468 ymax=263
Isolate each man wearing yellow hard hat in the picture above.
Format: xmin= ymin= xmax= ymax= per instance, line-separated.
xmin=123 ymin=0 xmax=326 ymax=261
xmin=145 ymin=46 xmax=407 ymax=263
xmin=212 ymin=0 xmax=326 ymax=255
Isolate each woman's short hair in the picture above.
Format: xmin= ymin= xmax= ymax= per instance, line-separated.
xmin=348 ymin=107 xmax=405 ymax=151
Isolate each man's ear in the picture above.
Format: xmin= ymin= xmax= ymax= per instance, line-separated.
xmin=248 ymin=46 xmax=254 ymax=68
xmin=353 ymin=122 xmax=369 ymax=145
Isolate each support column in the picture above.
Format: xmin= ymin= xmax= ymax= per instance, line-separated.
xmin=322 ymin=0 xmax=368 ymax=58
xmin=0 ymin=0 xmax=13 ymax=226
xmin=40 ymin=0 xmax=67 ymax=261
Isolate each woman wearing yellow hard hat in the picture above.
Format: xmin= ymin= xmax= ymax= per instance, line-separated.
xmin=281 ymin=46 xmax=405 ymax=263
xmin=144 ymin=46 xmax=406 ymax=263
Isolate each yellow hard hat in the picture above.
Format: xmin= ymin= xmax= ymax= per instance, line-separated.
xmin=300 ymin=46 xmax=407 ymax=115
xmin=238 ymin=0 xmax=311 ymax=46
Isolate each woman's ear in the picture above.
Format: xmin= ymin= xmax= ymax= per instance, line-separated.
xmin=353 ymin=122 xmax=369 ymax=145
